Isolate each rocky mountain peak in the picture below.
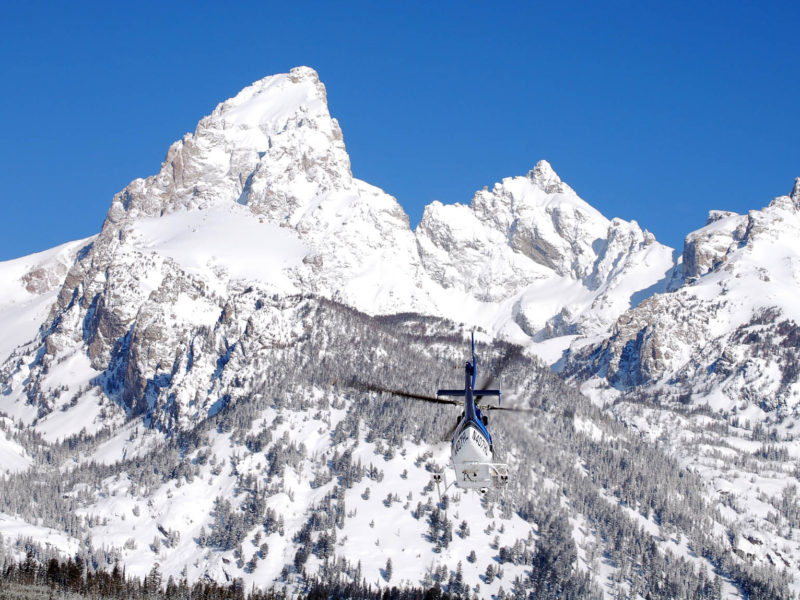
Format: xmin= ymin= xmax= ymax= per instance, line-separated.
xmin=527 ymin=159 xmax=572 ymax=194
xmin=208 ymin=66 xmax=330 ymax=134
xmin=104 ymin=66 xmax=352 ymax=229
xmin=416 ymin=160 xmax=674 ymax=341
xmin=792 ymin=177 xmax=800 ymax=206
xmin=464 ymin=161 xmax=615 ymax=282
xmin=569 ymin=177 xmax=800 ymax=413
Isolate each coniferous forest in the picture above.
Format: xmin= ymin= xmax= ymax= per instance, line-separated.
xmin=0 ymin=298 xmax=796 ymax=598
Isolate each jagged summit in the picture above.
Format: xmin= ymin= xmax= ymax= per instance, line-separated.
xmin=104 ymin=66 xmax=352 ymax=227
xmin=210 ymin=66 xmax=329 ymax=132
xmin=569 ymin=175 xmax=800 ymax=409
xmin=416 ymin=159 xmax=674 ymax=343
xmin=478 ymin=159 xmax=599 ymax=221
xmin=527 ymin=159 xmax=572 ymax=195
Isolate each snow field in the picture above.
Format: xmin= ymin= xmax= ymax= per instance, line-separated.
xmin=56 ymin=392 xmax=542 ymax=596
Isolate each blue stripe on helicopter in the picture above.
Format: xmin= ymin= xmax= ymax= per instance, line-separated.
xmin=456 ymin=416 xmax=492 ymax=447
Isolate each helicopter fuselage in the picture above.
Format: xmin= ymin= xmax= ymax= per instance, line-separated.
xmin=364 ymin=333 xmax=511 ymax=492
xmin=440 ymin=358 xmax=507 ymax=490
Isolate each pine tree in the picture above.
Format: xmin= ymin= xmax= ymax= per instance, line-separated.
xmin=145 ymin=563 xmax=162 ymax=597
xmin=384 ymin=557 xmax=393 ymax=582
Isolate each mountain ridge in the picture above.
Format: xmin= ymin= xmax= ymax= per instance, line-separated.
xmin=2 ymin=66 xmax=800 ymax=598
xmin=0 ymin=66 xmax=677 ymax=439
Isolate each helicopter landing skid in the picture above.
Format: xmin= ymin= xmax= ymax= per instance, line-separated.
xmin=431 ymin=471 xmax=451 ymax=501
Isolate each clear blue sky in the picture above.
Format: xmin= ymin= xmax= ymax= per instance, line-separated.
xmin=1 ymin=1 xmax=798 ymax=260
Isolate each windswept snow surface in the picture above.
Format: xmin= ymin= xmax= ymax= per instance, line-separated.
xmin=0 ymin=236 xmax=94 ymax=363
xmin=130 ymin=202 xmax=309 ymax=293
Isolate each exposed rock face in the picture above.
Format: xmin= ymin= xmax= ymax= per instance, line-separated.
xmin=416 ymin=160 xmax=674 ymax=338
xmin=105 ymin=67 xmax=351 ymax=225
xmin=566 ymin=181 xmax=800 ymax=419
xmin=681 ymin=211 xmax=747 ymax=281
xmin=0 ymin=67 xmax=673 ymax=436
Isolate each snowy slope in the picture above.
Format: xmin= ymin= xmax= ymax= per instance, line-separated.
xmin=129 ymin=203 xmax=309 ymax=295
xmin=0 ymin=418 xmax=31 ymax=475
xmin=568 ymin=178 xmax=800 ymax=419
xmin=1 ymin=309 xmax=760 ymax=598
xmin=0 ymin=236 xmax=94 ymax=364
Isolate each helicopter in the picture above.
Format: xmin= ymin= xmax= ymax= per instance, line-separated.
xmin=360 ymin=333 xmax=531 ymax=494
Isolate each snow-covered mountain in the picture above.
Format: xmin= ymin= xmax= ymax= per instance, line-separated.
xmin=417 ymin=160 xmax=673 ymax=346
xmin=1 ymin=67 xmax=798 ymax=598
xmin=0 ymin=67 xmax=670 ymax=439
xmin=562 ymin=179 xmax=800 ymax=594
xmin=0 ymin=308 xmax=775 ymax=598
xmin=103 ymin=67 xmax=432 ymax=315
xmin=567 ymin=178 xmax=800 ymax=422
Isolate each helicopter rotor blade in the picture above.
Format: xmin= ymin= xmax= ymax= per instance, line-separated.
xmin=354 ymin=381 xmax=461 ymax=406
xmin=483 ymin=404 xmax=535 ymax=413
xmin=479 ymin=345 xmax=523 ymax=393
xmin=442 ymin=420 xmax=460 ymax=442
